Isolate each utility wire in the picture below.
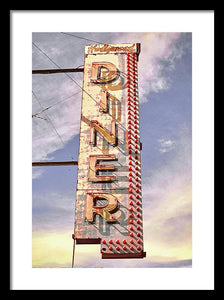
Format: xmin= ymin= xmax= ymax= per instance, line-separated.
xmin=32 ymin=42 xmax=130 ymax=132
xmin=60 ymin=32 xmax=102 ymax=44
xmin=32 ymin=42 xmax=99 ymax=103
xmin=32 ymin=90 xmax=75 ymax=161
xmin=32 ymin=91 xmax=81 ymax=118
xmin=32 ymin=42 xmax=61 ymax=69
xmin=32 ymin=115 xmax=47 ymax=121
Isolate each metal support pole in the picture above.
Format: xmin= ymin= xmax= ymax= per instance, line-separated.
xmin=32 ymin=161 xmax=78 ymax=167
xmin=32 ymin=68 xmax=84 ymax=74
xmin=72 ymin=234 xmax=76 ymax=268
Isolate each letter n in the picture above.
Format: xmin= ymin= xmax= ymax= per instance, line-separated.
xmin=90 ymin=120 xmax=116 ymax=146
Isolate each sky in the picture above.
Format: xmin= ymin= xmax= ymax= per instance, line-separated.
xmin=32 ymin=32 xmax=192 ymax=268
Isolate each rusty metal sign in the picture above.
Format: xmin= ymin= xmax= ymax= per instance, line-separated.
xmin=73 ymin=43 xmax=146 ymax=259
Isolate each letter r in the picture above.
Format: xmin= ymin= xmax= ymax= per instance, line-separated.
xmin=85 ymin=193 xmax=118 ymax=223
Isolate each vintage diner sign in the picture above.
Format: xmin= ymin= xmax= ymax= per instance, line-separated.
xmin=73 ymin=43 xmax=146 ymax=259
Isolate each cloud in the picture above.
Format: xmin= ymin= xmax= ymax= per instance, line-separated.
xmin=32 ymin=191 xmax=75 ymax=232
xmin=157 ymin=138 xmax=176 ymax=153
xmin=140 ymin=126 xmax=192 ymax=264
xmin=32 ymin=229 xmax=73 ymax=268
xmin=138 ymin=33 xmax=192 ymax=102
xmin=32 ymin=167 xmax=45 ymax=179
xmin=32 ymin=33 xmax=192 ymax=267
xmin=32 ymin=33 xmax=85 ymax=164
xmin=111 ymin=32 xmax=186 ymax=102
xmin=32 ymin=33 xmax=190 ymax=166
xmin=107 ymin=32 xmax=191 ymax=102
xmin=32 ymin=77 xmax=82 ymax=162
xmin=130 ymin=259 xmax=192 ymax=268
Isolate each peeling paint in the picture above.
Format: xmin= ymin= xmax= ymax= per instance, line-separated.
xmin=74 ymin=43 xmax=146 ymax=259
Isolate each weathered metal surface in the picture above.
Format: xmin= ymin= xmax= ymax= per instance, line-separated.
xmin=32 ymin=67 xmax=84 ymax=74
xmin=32 ymin=161 xmax=78 ymax=166
xmin=73 ymin=43 xmax=146 ymax=259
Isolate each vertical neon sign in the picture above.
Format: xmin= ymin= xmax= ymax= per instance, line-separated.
xmin=73 ymin=43 xmax=146 ymax=259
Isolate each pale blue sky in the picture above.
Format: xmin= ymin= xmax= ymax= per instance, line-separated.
xmin=32 ymin=32 xmax=192 ymax=268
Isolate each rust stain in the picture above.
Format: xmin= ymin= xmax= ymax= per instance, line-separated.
xmin=74 ymin=43 xmax=145 ymax=259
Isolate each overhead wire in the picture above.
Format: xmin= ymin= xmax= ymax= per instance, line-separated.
xmin=32 ymin=115 xmax=47 ymax=121
xmin=59 ymin=33 xmax=132 ymax=79
xmin=32 ymin=90 xmax=75 ymax=161
xmin=32 ymin=34 xmax=136 ymax=266
xmin=32 ymin=40 xmax=130 ymax=133
xmin=32 ymin=91 xmax=81 ymax=118
xmin=60 ymin=32 xmax=102 ymax=44
xmin=32 ymin=42 xmax=100 ymax=106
